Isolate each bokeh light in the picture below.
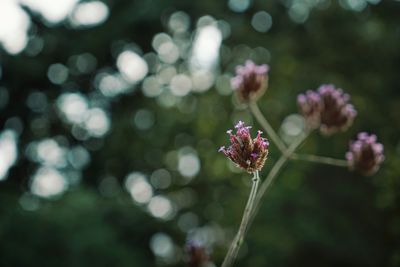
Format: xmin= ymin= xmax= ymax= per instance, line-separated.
xmin=0 ymin=0 xmax=30 ymax=54
xmin=150 ymin=233 xmax=176 ymax=261
xmin=30 ymin=167 xmax=68 ymax=198
xmin=178 ymin=150 xmax=201 ymax=179
xmin=228 ymin=0 xmax=251 ymax=13
xmin=69 ymin=1 xmax=109 ymax=28
xmin=47 ymin=63 xmax=69 ymax=85
xmin=251 ymin=11 xmax=273 ymax=33
xmin=117 ymin=50 xmax=149 ymax=84
xmin=147 ymin=195 xmax=174 ymax=220
xmin=125 ymin=172 xmax=153 ymax=204
xmin=0 ymin=130 xmax=18 ymax=181
xmin=20 ymin=0 xmax=79 ymax=24
xmin=190 ymin=20 xmax=222 ymax=71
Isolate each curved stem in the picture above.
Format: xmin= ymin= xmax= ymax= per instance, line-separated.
xmin=249 ymin=101 xmax=287 ymax=154
xmin=250 ymin=155 xmax=287 ymax=219
xmin=291 ymin=153 xmax=348 ymax=167
xmin=221 ymin=171 xmax=260 ymax=267
xmin=246 ymin=132 xmax=309 ymax=231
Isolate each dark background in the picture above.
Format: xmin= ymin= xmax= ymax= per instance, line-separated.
xmin=0 ymin=0 xmax=399 ymax=266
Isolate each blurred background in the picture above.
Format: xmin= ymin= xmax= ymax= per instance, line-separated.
xmin=0 ymin=0 xmax=399 ymax=266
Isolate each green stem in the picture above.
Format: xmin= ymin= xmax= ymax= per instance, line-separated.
xmin=246 ymin=132 xmax=309 ymax=231
xmin=290 ymin=153 xmax=348 ymax=167
xmin=221 ymin=171 xmax=260 ymax=267
xmin=249 ymin=101 xmax=287 ymax=155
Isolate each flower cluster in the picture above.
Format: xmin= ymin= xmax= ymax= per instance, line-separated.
xmin=346 ymin=132 xmax=384 ymax=176
xmin=219 ymin=121 xmax=269 ymax=173
xmin=297 ymin=90 xmax=322 ymax=130
xmin=231 ymin=60 xmax=269 ymax=102
xmin=185 ymin=241 xmax=209 ymax=267
xmin=298 ymin=84 xmax=357 ymax=134
xmin=215 ymin=60 xmax=386 ymax=267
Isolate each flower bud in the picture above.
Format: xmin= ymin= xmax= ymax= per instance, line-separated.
xmin=346 ymin=132 xmax=384 ymax=176
xmin=231 ymin=60 xmax=269 ymax=102
xmin=318 ymin=84 xmax=357 ymax=135
xmin=298 ymin=84 xmax=357 ymax=134
xmin=297 ymin=90 xmax=322 ymax=130
xmin=219 ymin=121 xmax=269 ymax=173
xmin=185 ymin=240 xmax=209 ymax=267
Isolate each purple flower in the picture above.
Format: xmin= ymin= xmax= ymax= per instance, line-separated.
xmin=185 ymin=241 xmax=209 ymax=267
xmin=298 ymin=84 xmax=357 ymax=134
xmin=231 ymin=60 xmax=269 ymax=102
xmin=297 ymin=90 xmax=322 ymax=130
xmin=346 ymin=132 xmax=384 ymax=176
xmin=219 ymin=121 xmax=269 ymax=173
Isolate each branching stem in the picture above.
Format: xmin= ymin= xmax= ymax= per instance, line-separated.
xmin=249 ymin=101 xmax=287 ymax=155
xmin=222 ymin=96 xmax=352 ymax=266
xmin=290 ymin=153 xmax=348 ymax=167
xmin=246 ymin=132 xmax=309 ymax=230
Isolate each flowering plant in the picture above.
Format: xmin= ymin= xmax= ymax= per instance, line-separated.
xmin=213 ymin=60 xmax=385 ymax=267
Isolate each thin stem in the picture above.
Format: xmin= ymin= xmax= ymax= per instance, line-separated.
xmin=249 ymin=101 xmax=287 ymax=154
xmin=221 ymin=171 xmax=260 ymax=267
xmin=246 ymin=132 xmax=309 ymax=231
xmin=291 ymin=153 xmax=348 ymax=167
xmin=250 ymin=155 xmax=287 ymax=218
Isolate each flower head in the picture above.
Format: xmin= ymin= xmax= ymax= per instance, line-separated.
xmin=185 ymin=240 xmax=209 ymax=267
xmin=219 ymin=121 xmax=269 ymax=173
xmin=298 ymin=84 xmax=357 ymax=134
xmin=231 ymin=60 xmax=269 ymax=102
xmin=297 ymin=90 xmax=322 ymax=130
xmin=346 ymin=132 xmax=384 ymax=176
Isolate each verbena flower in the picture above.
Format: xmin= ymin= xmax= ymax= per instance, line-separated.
xmin=185 ymin=240 xmax=209 ymax=267
xmin=297 ymin=90 xmax=322 ymax=130
xmin=298 ymin=84 xmax=357 ymax=134
xmin=346 ymin=132 xmax=384 ymax=176
xmin=219 ymin=121 xmax=269 ymax=173
xmin=231 ymin=60 xmax=269 ymax=102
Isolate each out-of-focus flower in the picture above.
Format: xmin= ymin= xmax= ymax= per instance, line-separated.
xmin=298 ymin=84 xmax=357 ymax=134
xmin=318 ymin=84 xmax=357 ymax=134
xmin=231 ymin=60 xmax=269 ymax=102
xmin=219 ymin=121 xmax=269 ymax=173
xmin=297 ymin=90 xmax=322 ymax=130
xmin=185 ymin=240 xmax=209 ymax=267
xmin=346 ymin=132 xmax=384 ymax=176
